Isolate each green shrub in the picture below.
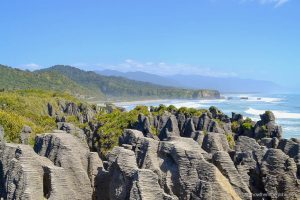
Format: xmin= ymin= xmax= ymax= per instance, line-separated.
xmin=133 ymin=105 xmax=150 ymax=116
xmin=96 ymin=107 xmax=147 ymax=155
xmin=0 ymin=89 xmax=85 ymax=145
xmin=178 ymin=107 xmax=205 ymax=117
xmin=261 ymin=125 xmax=268 ymax=132
xmin=150 ymin=125 xmax=158 ymax=135
xmin=167 ymin=105 xmax=177 ymax=112
xmin=214 ymin=119 xmax=224 ymax=126
xmin=242 ymin=122 xmax=253 ymax=131
xmin=0 ymin=110 xmax=35 ymax=143
xmin=67 ymin=115 xmax=80 ymax=125
xmin=244 ymin=117 xmax=252 ymax=123
xmin=231 ymin=121 xmax=240 ymax=133
xmin=225 ymin=133 xmax=235 ymax=149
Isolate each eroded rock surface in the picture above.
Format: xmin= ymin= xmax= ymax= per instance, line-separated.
xmin=0 ymin=131 xmax=105 ymax=200
xmin=260 ymin=149 xmax=300 ymax=199
xmin=100 ymin=129 xmax=243 ymax=200
xmin=0 ymin=138 xmax=96 ymax=200
xmin=34 ymin=132 xmax=93 ymax=199
xmin=0 ymin=105 xmax=299 ymax=200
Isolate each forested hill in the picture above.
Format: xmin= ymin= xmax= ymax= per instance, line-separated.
xmin=0 ymin=64 xmax=220 ymax=100
xmin=0 ymin=64 xmax=102 ymax=98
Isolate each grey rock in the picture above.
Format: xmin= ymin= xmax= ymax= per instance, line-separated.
xmin=98 ymin=146 xmax=174 ymax=200
xmin=152 ymin=136 xmax=240 ymax=199
xmin=212 ymin=151 xmax=252 ymax=199
xmin=235 ymin=136 xmax=266 ymax=162
xmin=47 ymin=102 xmax=54 ymax=116
xmin=190 ymin=131 xmax=205 ymax=145
xmin=0 ymin=126 xmax=4 ymax=141
xmin=278 ymin=138 xmax=300 ymax=176
xmin=207 ymin=120 xmax=226 ymax=134
xmin=57 ymin=122 xmax=86 ymax=141
xmin=159 ymin=115 xmax=180 ymax=140
xmin=231 ymin=112 xmax=243 ymax=123
xmin=234 ymin=136 xmax=267 ymax=194
xmin=202 ymin=132 xmax=231 ymax=154
xmin=20 ymin=125 xmax=32 ymax=145
xmin=192 ymin=116 xmax=199 ymax=130
xmin=254 ymin=121 xmax=282 ymax=139
xmin=176 ymin=113 xmax=186 ymax=133
xmin=209 ymin=106 xmax=221 ymax=119
xmin=253 ymin=111 xmax=282 ymax=139
xmin=117 ymin=131 xmax=240 ymax=199
xmin=137 ymin=114 xmax=151 ymax=135
xmin=278 ymin=138 xmax=300 ymax=159
xmin=260 ymin=111 xmax=276 ymax=123
xmin=119 ymin=129 xmax=144 ymax=148
xmin=136 ymin=114 xmax=157 ymax=139
xmin=64 ymin=102 xmax=79 ymax=116
xmin=157 ymin=113 xmax=171 ymax=131
xmin=88 ymin=152 xmax=103 ymax=199
xmin=259 ymin=137 xmax=279 ymax=149
xmin=0 ymin=132 xmax=99 ymax=200
xmin=260 ymin=149 xmax=300 ymax=199
xmin=79 ymin=104 xmax=96 ymax=123
xmin=197 ymin=113 xmax=211 ymax=131
xmin=34 ymin=132 xmax=94 ymax=200
xmin=130 ymin=169 xmax=176 ymax=200
xmin=181 ymin=118 xmax=196 ymax=137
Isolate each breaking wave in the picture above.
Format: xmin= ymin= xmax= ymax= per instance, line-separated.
xmin=245 ymin=108 xmax=300 ymax=119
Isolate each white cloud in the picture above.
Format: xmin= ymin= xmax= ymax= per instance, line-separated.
xmin=21 ymin=63 xmax=43 ymax=70
xmin=96 ymin=59 xmax=238 ymax=78
xmin=241 ymin=0 xmax=289 ymax=7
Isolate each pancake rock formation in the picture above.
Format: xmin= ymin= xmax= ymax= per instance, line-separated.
xmin=1 ymin=110 xmax=300 ymax=199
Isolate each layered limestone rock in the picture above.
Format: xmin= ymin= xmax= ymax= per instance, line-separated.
xmin=0 ymin=142 xmax=83 ymax=200
xmin=57 ymin=122 xmax=87 ymax=141
xmin=96 ymin=146 xmax=174 ymax=200
xmin=202 ymin=132 xmax=231 ymax=154
xmin=254 ymin=111 xmax=282 ymax=139
xmin=0 ymin=126 xmax=4 ymax=141
xmin=212 ymin=151 xmax=251 ymax=199
xmin=34 ymin=132 xmax=94 ymax=200
xmin=0 ymin=104 xmax=298 ymax=200
xmin=260 ymin=149 xmax=300 ymax=199
xmin=20 ymin=125 xmax=32 ymax=145
xmin=0 ymin=131 xmax=105 ymax=200
xmin=159 ymin=115 xmax=180 ymax=140
xmin=233 ymin=136 xmax=267 ymax=194
xmin=277 ymin=138 xmax=300 ymax=176
xmin=104 ymin=129 xmax=243 ymax=200
xmin=181 ymin=118 xmax=196 ymax=137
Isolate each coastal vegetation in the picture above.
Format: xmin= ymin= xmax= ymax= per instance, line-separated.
xmin=0 ymin=89 xmax=222 ymax=153
xmin=0 ymin=64 xmax=220 ymax=102
xmin=0 ymin=90 xmax=83 ymax=143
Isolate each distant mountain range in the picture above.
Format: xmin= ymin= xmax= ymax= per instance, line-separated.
xmin=96 ymin=69 xmax=280 ymax=93
xmin=97 ymin=69 xmax=181 ymax=88
xmin=0 ymin=65 xmax=220 ymax=101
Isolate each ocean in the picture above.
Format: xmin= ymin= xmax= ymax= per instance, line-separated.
xmin=115 ymin=94 xmax=300 ymax=139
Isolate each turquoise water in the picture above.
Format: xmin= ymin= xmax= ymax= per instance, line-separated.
xmin=115 ymin=94 xmax=300 ymax=139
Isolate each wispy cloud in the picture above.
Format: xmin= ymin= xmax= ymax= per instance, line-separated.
xmin=21 ymin=63 xmax=43 ymax=71
xmin=241 ymin=0 xmax=289 ymax=7
xmin=94 ymin=59 xmax=238 ymax=78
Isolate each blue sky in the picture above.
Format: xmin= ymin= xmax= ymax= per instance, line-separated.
xmin=0 ymin=0 xmax=299 ymax=88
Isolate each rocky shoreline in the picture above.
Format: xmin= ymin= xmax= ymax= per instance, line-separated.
xmin=1 ymin=103 xmax=300 ymax=199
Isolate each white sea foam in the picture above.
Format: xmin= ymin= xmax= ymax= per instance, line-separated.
xmin=200 ymin=99 xmax=227 ymax=104
xmin=246 ymin=97 xmax=283 ymax=103
xmin=283 ymin=126 xmax=300 ymax=132
xmin=224 ymin=94 xmax=284 ymax=103
xmin=167 ymin=101 xmax=206 ymax=108
xmin=245 ymin=108 xmax=300 ymax=119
